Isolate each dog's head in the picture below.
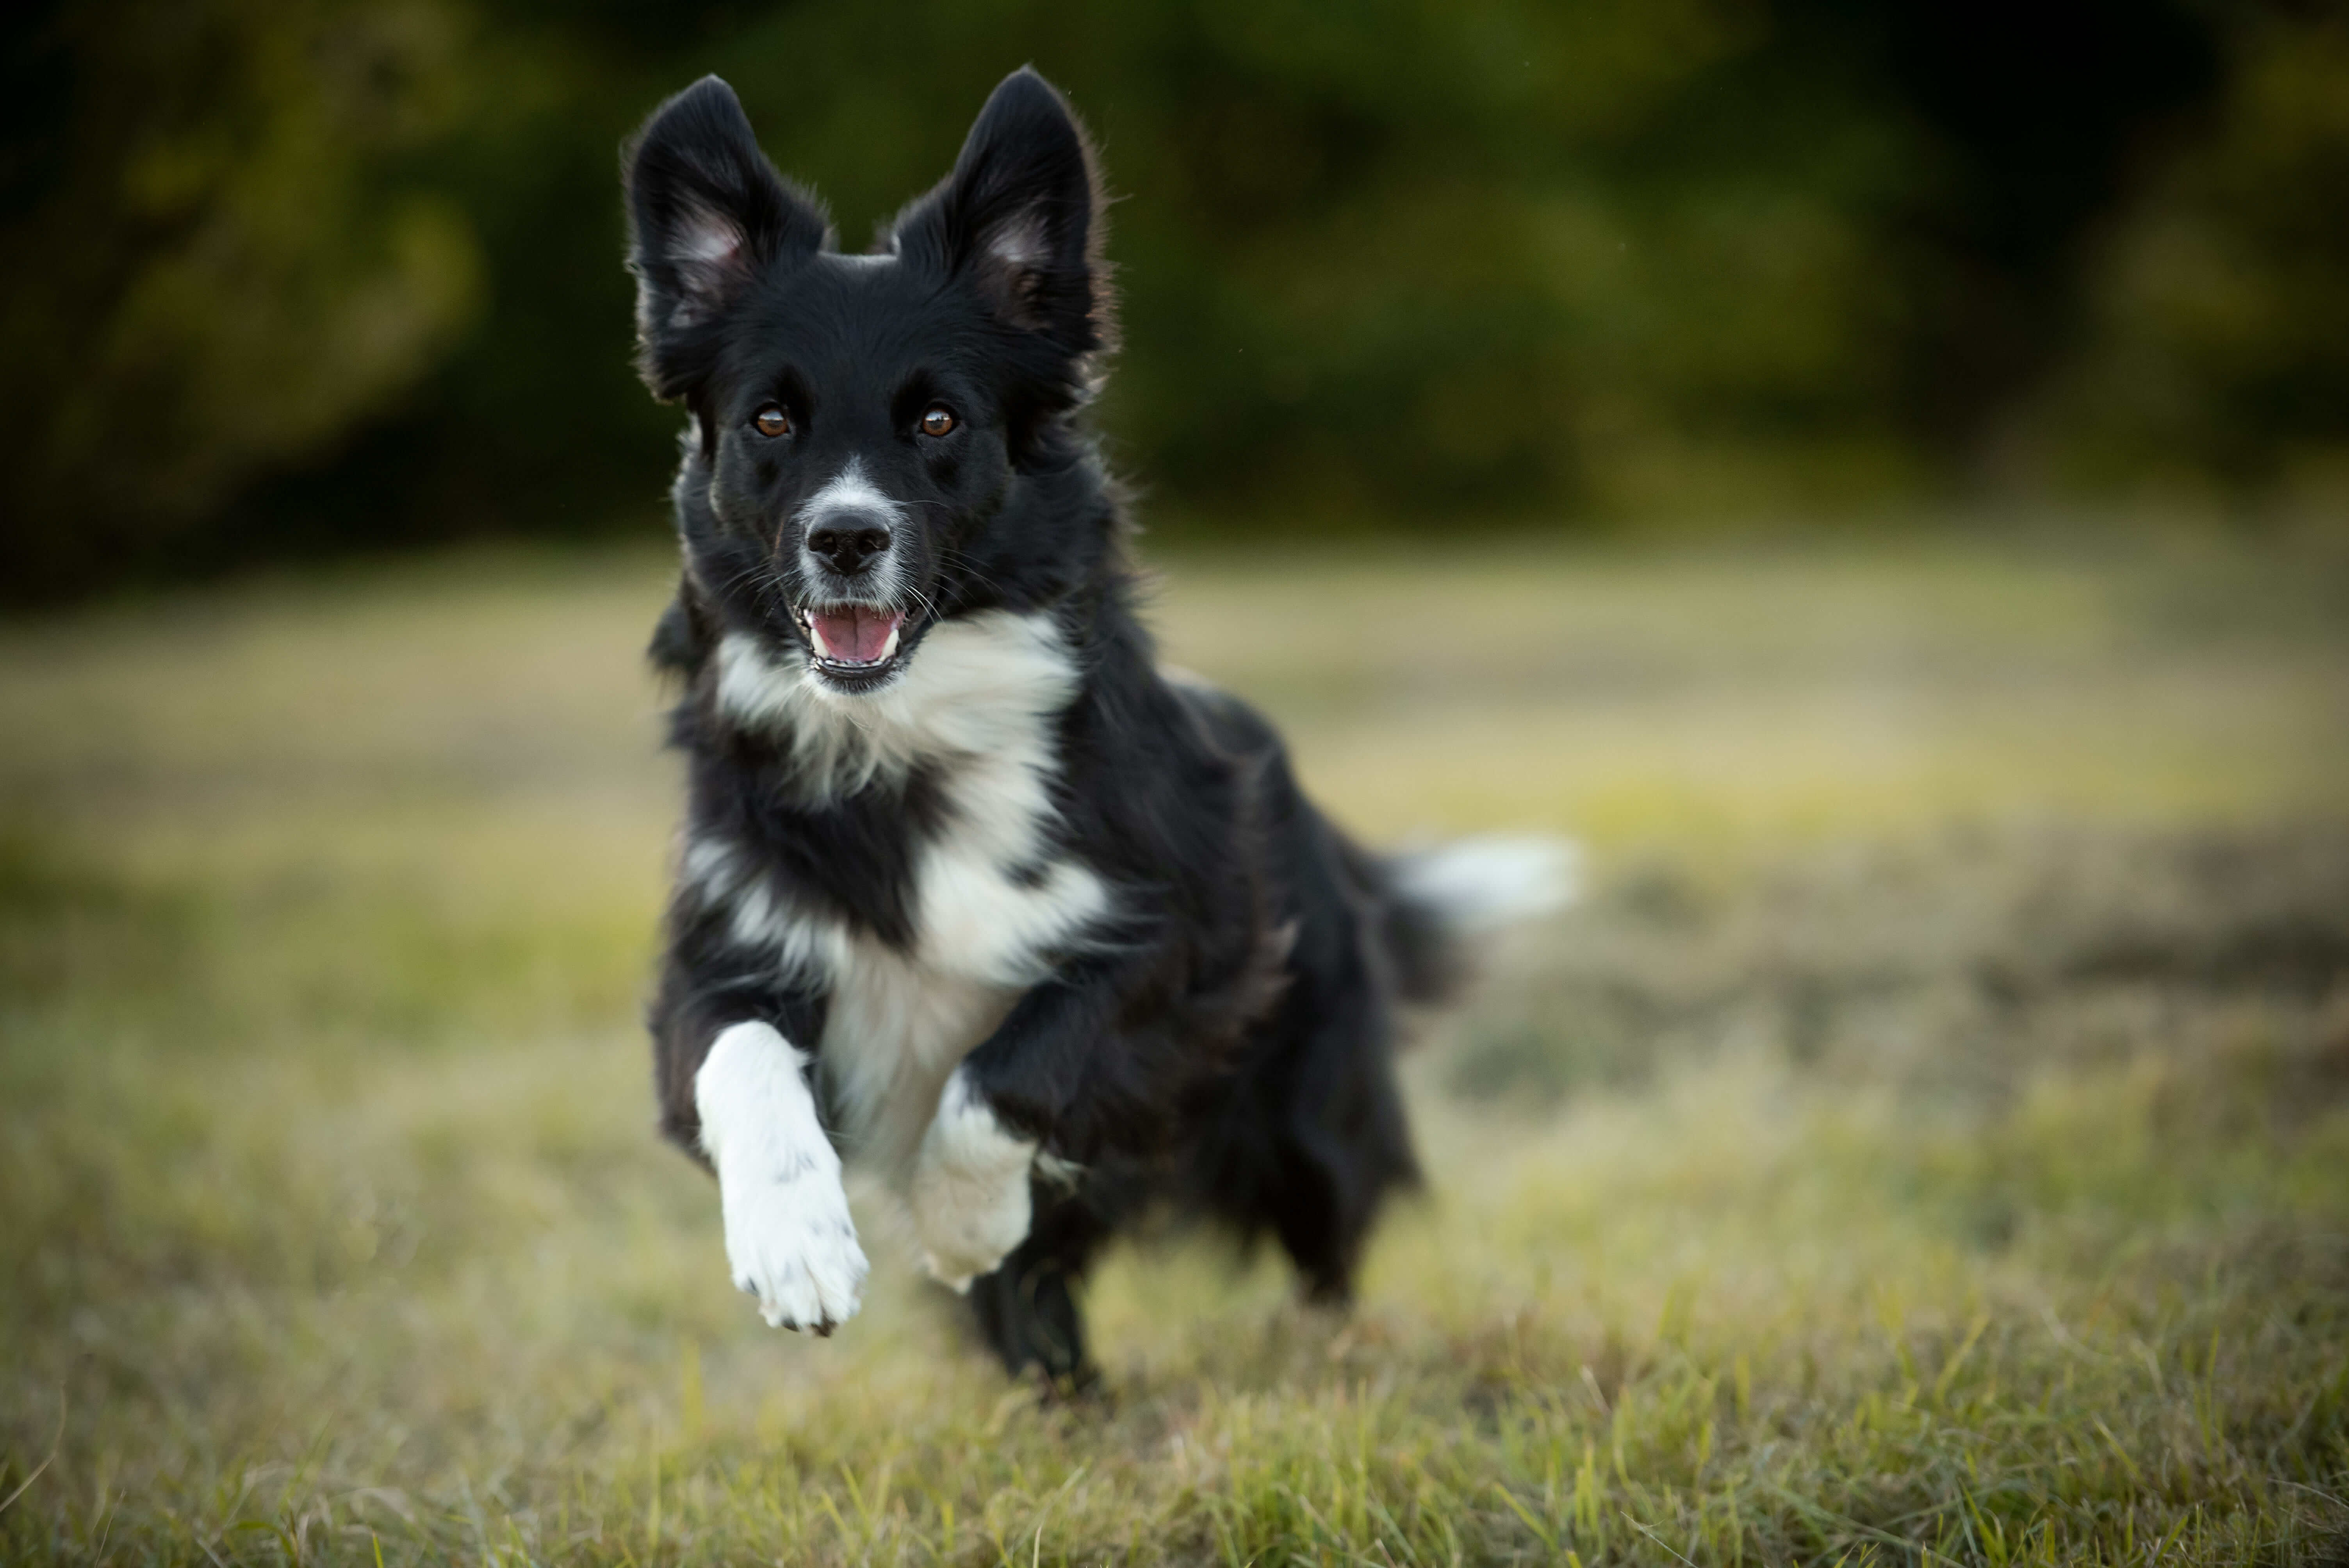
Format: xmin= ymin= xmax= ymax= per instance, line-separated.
xmin=625 ymin=69 xmax=1113 ymax=695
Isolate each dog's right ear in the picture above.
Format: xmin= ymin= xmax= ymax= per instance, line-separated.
xmin=624 ymin=77 xmax=830 ymax=401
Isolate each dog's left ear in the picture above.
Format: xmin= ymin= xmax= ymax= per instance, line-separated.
xmin=893 ymin=68 xmax=1114 ymax=362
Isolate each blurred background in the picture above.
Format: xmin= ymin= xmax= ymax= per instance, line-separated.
xmin=5 ymin=0 xmax=2349 ymax=600
xmin=5 ymin=4 xmax=2349 ymax=1563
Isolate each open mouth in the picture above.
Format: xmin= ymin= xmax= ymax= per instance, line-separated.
xmin=797 ymin=603 xmax=910 ymax=688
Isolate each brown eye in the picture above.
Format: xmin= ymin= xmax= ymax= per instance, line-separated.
xmin=752 ymin=404 xmax=791 ymax=438
xmin=918 ymin=405 xmax=957 ymax=438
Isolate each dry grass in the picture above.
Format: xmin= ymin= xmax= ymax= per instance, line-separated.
xmin=2 ymin=530 xmax=2347 ymax=1564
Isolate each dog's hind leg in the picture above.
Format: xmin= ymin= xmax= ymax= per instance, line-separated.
xmin=1260 ymin=932 xmax=1421 ymax=1304
xmin=1267 ymin=1074 xmax=1417 ymax=1303
xmin=965 ymin=1186 xmax=1110 ymax=1390
xmin=1183 ymin=852 xmax=1422 ymax=1307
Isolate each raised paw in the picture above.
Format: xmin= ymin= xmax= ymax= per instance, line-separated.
xmin=695 ymin=1021 xmax=868 ymax=1333
xmin=909 ymin=1069 xmax=1037 ymax=1293
xmin=720 ymin=1157 xmax=868 ymax=1331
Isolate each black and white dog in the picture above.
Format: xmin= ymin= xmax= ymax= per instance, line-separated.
xmin=624 ymin=68 xmax=1567 ymax=1383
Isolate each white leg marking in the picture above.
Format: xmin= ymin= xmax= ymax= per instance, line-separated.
xmin=909 ymin=1067 xmax=1037 ymax=1292
xmin=696 ymin=1023 xmax=868 ymax=1331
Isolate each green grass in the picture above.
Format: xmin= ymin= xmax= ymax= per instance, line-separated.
xmin=3 ymin=531 xmax=2347 ymax=1565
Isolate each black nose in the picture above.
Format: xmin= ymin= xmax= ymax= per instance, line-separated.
xmin=804 ymin=512 xmax=893 ymax=575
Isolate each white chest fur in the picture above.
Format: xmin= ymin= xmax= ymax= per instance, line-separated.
xmin=692 ymin=611 xmax=1109 ymax=1176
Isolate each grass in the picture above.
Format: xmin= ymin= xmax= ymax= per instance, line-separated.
xmin=2 ymin=528 xmax=2347 ymax=1565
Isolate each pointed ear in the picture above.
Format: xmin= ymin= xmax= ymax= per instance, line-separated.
xmin=624 ymin=76 xmax=830 ymax=400
xmin=891 ymin=68 xmax=1114 ymax=361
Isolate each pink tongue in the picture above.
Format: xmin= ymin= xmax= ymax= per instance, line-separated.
xmin=812 ymin=607 xmax=902 ymax=663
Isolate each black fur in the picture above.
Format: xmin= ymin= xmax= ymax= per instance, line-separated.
xmin=625 ymin=69 xmax=1477 ymax=1385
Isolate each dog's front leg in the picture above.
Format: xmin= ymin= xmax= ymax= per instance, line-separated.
xmin=909 ymin=966 xmax=1128 ymax=1291
xmin=695 ymin=1022 xmax=868 ymax=1331
xmin=909 ymin=1066 xmax=1040 ymax=1291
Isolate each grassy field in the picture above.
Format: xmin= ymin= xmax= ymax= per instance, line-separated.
xmin=3 ymin=530 xmax=2347 ymax=1565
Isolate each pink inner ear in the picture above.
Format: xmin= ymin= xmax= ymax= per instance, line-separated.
xmin=984 ymin=213 xmax=1051 ymax=271
xmin=975 ymin=210 xmax=1063 ymax=330
xmin=674 ymin=200 xmax=744 ymax=266
xmin=665 ymin=200 xmax=748 ymax=326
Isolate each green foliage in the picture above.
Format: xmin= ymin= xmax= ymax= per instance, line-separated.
xmin=8 ymin=1 xmax=2349 ymax=599
xmin=0 ymin=0 xmax=483 ymax=593
xmin=2052 ymin=7 xmax=2349 ymax=506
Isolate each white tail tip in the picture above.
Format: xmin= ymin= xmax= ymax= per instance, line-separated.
xmin=1391 ymin=834 xmax=1581 ymax=932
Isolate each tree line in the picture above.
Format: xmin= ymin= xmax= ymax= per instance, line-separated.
xmin=4 ymin=0 xmax=2344 ymax=601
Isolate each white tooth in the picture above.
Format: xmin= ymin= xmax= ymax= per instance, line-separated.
xmin=808 ymin=617 xmax=834 ymax=661
xmin=879 ymin=625 xmax=901 ymax=662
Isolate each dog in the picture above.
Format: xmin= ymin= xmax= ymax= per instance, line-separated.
xmin=622 ymin=66 xmax=1569 ymax=1384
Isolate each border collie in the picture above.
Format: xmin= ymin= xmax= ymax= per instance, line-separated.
xmin=622 ymin=67 xmax=1568 ymax=1384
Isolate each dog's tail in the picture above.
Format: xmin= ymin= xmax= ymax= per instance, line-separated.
xmin=1378 ymin=834 xmax=1580 ymax=1005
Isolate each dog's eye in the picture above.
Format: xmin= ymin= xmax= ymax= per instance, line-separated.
xmin=752 ymin=404 xmax=791 ymax=438
xmin=918 ymin=405 xmax=957 ymax=438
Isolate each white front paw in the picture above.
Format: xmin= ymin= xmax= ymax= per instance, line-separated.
xmin=697 ymin=1021 xmax=868 ymax=1333
xmin=718 ymin=1154 xmax=868 ymax=1332
xmin=910 ymin=1069 xmax=1037 ymax=1293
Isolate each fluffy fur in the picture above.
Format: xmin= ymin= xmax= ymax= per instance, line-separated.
xmin=624 ymin=68 xmax=1570 ymax=1383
